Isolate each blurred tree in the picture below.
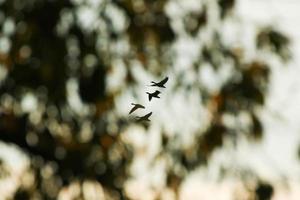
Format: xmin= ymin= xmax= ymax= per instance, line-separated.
xmin=0 ymin=0 xmax=290 ymax=199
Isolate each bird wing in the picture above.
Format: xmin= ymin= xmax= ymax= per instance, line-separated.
xmin=159 ymin=77 xmax=168 ymax=84
xmin=154 ymin=90 xmax=161 ymax=95
xmin=136 ymin=112 xmax=152 ymax=122
xmin=129 ymin=106 xmax=139 ymax=114
xmin=148 ymin=93 xmax=152 ymax=101
xmin=144 ymin=112 xmax=152 ymax=118
xmin=137 ymin=104 xmax=145 ymax=109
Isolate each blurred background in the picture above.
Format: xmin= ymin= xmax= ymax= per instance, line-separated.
xmin=0 ymin=0 xmax=299 ymax=199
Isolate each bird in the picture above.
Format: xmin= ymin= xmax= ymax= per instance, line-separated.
xmin=149 ymin=77 xmax=169 ymax=88
xmin=129 ymin=103 xmax=145 ymax=114
xmin=136 ymin=112 xmax=152 ymax=122
xmin=146 ymin=90 xmax=161 ymax=101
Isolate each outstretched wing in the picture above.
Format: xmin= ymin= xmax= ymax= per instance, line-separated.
xmin=129 ymin=104 xmax=145 ymax=114
xmin=159 ymin=77 xmax=168 ymax=85
xmin=154 ymin=90 xmax=161 ymax=95
xmin=144 ymin=112 xmax=152 ymax=118
xmin=129 ymin=106 xmax=138 ymax=114
xmin=148 ymin=93 xmax=152 ymax=101
xmin=136 ymin=112 xmax=152 ymax=122
xmin=138 ymin=104 xmax=145 ymax=109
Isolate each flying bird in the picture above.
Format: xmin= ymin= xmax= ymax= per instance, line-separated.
xmin=146 ymin=90 xmax=161 ymax=101
xmin=129 ymin=103 xmax=145 ymax=114
xmin=136 ymin=112 xmax=152 ymax=122
xmin=149 ymin=77 xmax=169 ymax=88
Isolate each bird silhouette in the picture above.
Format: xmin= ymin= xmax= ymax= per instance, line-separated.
xmin=129 ymin=103 xmax=145 ymax=114
xmin=146 ymin=90 xmax=161 ymax=101
xmin=136 ymin=112 xmax=152 ymax=122
xmin=149 ymin=77 xmax=169 ymax=88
